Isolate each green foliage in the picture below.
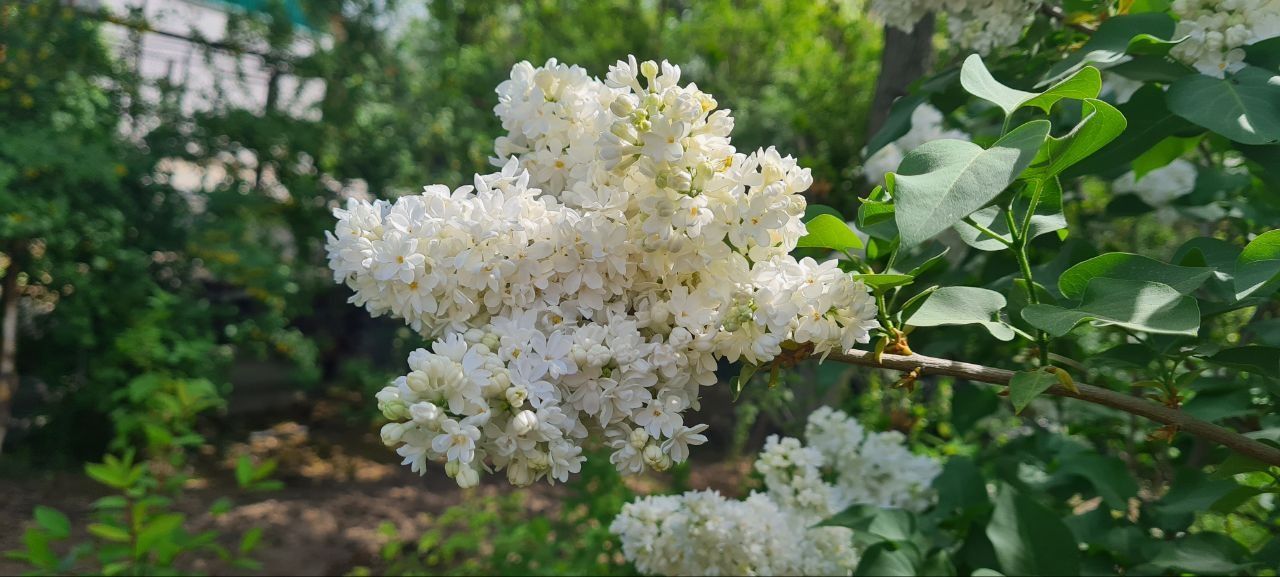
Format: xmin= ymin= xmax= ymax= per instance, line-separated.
xmin=350 ymin=455 xmax=637 ymax=576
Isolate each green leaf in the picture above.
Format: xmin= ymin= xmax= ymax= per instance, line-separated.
xmin=1245 ymin=36 xmax=1280 ymax=71
xmin=1131 ymin=135 xmax=1200 ymax=179
xmin=1205 ymin=345 xmax=1280 ymax=380
xmin=985 ymin=484 xmax=1080 ymax=576
xmin=1135 ymin=533 xmax=1253 ymax=575
xmin=962 ymin=55 xmax=1101 ymax=116
xmin=239 ymin=527 xmax=264 ymax=555
xmin=93 ymin=496 xmax=129 ymax=510
xmin=855 ymin=541 xmax=923 ymax=576
xmin=1235 ymin=229 xmax=1280 ymax=300
xmin=1008 ymin=370 xmax=1057 ymax=414
xmin=1055 ymin=454 xmax=1138 ymax=510
xmin=34 ymin=507 xmax=71 ymax=540
xmin=1022 ymin=278 xmax=1200 ymax=337
xmin=934 ymin=457 xmax=989 ymax=517
xmin=135 ymin=513 xmax=185 ymax=555
xmin=733 ymin=363 xmax=758 ymax=401
xmin=1026 ymin=98 xmax=1126 ymax=178
xmin=866 ymin=93 xmax=929 ymax=158
xmin=1041 ymin=13 xmax=1177 ymax=84
xmin=1021 ymin=67 xmax=1102 ymax=114
xmin=1057 ymin=252 xmax=1212 ymax=300
xmin=893 ymin=121 xmax=1049 ymax=247
xmin=803 ymin=203 xmax=844 ymax=221
xmin=88 ymin=523 xmax=131 ymax=543
xmin=904 ymin=286 xmax=1014 ymax=341
xmin=1167 ymin=66 xmax=1280 ymax=145
xmin=1125 ymin=32 xmax=1186 ymax=57
xmin=797 ymin=214 xmax=864 ymax=251
xmin=1064 ymin=85 xmax=1198 ymax=178
xmin=852 ymin=273 xmax=915 ymax=291
xmin=22 ymin=528 xmax=57 ymax=569
xmin=235 ymin=455 xmax=254 ymax=488
xmin=962 ymin=55 xmax=1035 ymax=116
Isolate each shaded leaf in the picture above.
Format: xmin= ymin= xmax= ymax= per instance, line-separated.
xmin=1167 ymin=66 xmax=1280 ymax=145
xmin=1057 ymin=252 xmax=1212 ymax=300
xmin=1009 ymin=370 xmax=1057 ymax=413
xmin=1022 ymin=278 xmax=1200 ymax=337
xmin=985 ymin=484 xmax=1080 ymax=576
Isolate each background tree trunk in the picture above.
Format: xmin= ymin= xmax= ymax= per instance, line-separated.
xmin=866 ymin=16 xmax=935 ymax=139
xmin=0 ymin=240 xmax=24 ymax=455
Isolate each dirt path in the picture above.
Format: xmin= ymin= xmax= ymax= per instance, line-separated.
xmin=0 ymin=423 xmax=752 ymax=576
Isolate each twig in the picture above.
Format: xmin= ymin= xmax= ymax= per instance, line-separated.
xmin=1039 ymin=3 xmax=1097 ymax=34
xmin=827 ymin=349 xmax=1280 ymax=467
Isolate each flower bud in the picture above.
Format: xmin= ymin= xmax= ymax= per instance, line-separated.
xmin=455 ymin=465 xmax=479 ymax=489
xmin=609 ymin=96 xmax=635 ymax=117
xmin=410 ymin=401 xmax=441 ymax=425
xmin=643 ymin=444 xmax=670 ymax=471
xmin=511 ymin=410 xmax=539 ymax=436
xmin=505 ymin=385 xmax=529 ymax=408
xmin=640 ymin=60 xmax=659 ymax=82
xmin=444 ymin=460 xmax=460 ymax=478
xmin=405 ymin=370 xmax=431 ymax=394
xmin=529 ymin=450 xmax=550 ymax=470
xmin=380 ymin=422 xmax=409 ymax=447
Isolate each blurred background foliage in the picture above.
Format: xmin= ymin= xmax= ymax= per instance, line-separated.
xmin=2 ymin=0 xmax=1280 ymax=575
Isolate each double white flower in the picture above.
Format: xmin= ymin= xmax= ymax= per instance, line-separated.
xmin=327 ymin=57 xmax=880 ymax=487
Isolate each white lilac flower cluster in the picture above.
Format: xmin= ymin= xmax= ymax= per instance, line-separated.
xmin=327 ymin=57 xmax=881 ymax=488
xmin=1170 ymin=0 xmax=1280 ymax=78
xmin=862 ymin=104 xmax=969 ymax=181
xmin=869 ymin=0 xmax=1043 ymax=54
xmin=610 ymin=407 xmax=941 ymax=576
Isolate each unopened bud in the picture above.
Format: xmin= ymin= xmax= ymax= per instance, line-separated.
xmin=455 ymin=465 xmax=479 ymax=489
xmin=512 ymin=410 xmax=539 ymax=436
xmin=505 ymin=385 xmax=528 ymax=408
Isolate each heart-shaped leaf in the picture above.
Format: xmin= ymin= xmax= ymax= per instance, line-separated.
xmin=1058 ymin=252 xmax=1213 ymax=300
xmin=893 ymin=121 xmax=1049 ymax=247
xmin=797 ymin=214 xmax=864 ymax=251
xmin=904 ymin=286 xmax=1015 ymax=341
xmin=1167 ymin=66 xmax=1280 ymax=145
xmin=1022 ymin=278 xmax=1200 ymax=337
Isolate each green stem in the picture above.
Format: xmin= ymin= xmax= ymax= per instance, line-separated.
xmin=960 ymin=216 xmax=1013 ymax=248
xmin=876 ymin=291 xmax=894 ymax=332
xmin=1018 ymin=180 xmax=1045 ymax=248
xmin=1006 ymin=203 xmax=1051 ymax=367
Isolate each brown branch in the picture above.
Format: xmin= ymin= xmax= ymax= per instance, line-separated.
xmin=826 ymin=349 xmax=1280 ymax=468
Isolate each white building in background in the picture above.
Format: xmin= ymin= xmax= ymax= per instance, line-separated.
xmin=92 ymin=0 xmax=326 ymax=117
xmin=81 ymin=0 xmax=336 ymax=201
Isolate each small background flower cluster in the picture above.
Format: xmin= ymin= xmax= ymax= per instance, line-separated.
xmin=609 ymin=407 xmax=942 ymax=576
